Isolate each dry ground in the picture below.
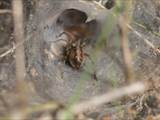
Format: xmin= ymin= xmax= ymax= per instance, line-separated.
xmin=0 ymin=0 xmax=160 ymax=120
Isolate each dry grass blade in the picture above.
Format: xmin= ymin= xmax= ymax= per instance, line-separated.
xmin=119 ymin=16 xmax=134 ymax=83
xmin=12 ymin=0 xmax=27 ymax=110
xmin=0 ymin=31 xmax=37 ymax=58
xmin=0 ymin=46 xmax=15 ymax=58
xmin=127 ymin=25 xmax=160 ymax=54
xmin=0 ymin=9 xmax=11 ymax=14
xmin=57 ymin=82 xmax=146 ymax=119
xmin=118 ymin=0 xmax=134 ymax=83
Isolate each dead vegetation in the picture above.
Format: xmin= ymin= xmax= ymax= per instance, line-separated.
xmin=0 ymin=0 xmax=160 ymax=120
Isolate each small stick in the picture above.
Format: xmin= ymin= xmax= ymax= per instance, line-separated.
xmin=0 ymin=9 xmax=11 ymax=14
xmin=12 ymin=0 xmax=28 ymax=111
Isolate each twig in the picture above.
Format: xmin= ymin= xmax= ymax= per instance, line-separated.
xmin=6 ymin=82 xmax=146 ymax=119
xmin=0 ymin=45 xmax=15 ymax=58
xmin=79 ymin=0 xmax=106 ymax=9
xmin=127 ymin=24 xmax=160 ymax=54
xmin=12 ymin=0 xmax=26 ymax=81
xmin=0 ymin=9 xmax=11 ymax=14
xmin=12 ymin=0 xmax=27 ymax=109
xmin=58 ymin=82 xmax=146 ymax=118
xmin=0 ymin=31 xmax=37 ymax=58
xmin=119 ymin=0 xmax=134 ymax=83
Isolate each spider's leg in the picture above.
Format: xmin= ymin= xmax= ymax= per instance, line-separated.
xmin=56 ymin=31 xmax=65 ymax=38
xmin=51 ymin=38 xmax=67 ymax=43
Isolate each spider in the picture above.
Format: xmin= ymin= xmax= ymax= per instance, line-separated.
xmin=59 ymin=24 xmax=90 ymax=69
xmin=56 ymin=9 xmax=98 ymax=69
